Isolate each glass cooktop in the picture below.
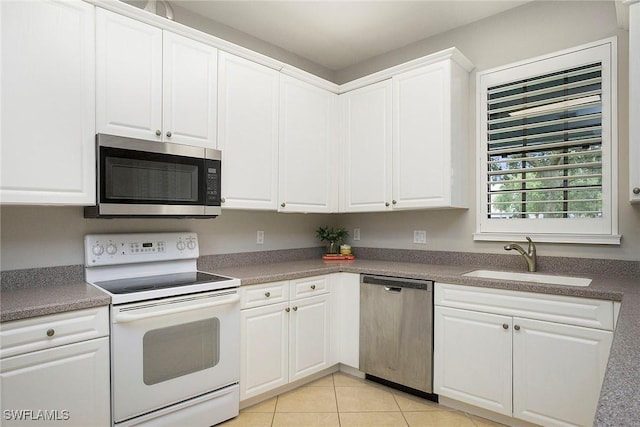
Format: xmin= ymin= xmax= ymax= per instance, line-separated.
xmin=93 ymin=271 xmax=233 ymax=295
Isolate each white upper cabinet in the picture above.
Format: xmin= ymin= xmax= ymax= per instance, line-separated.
xmin=392 ymin=59 xmax=469 ymax=209
xmin=341 ymin=80 xmax=393 ymax=212
xmin=96 ymin=9 xmax=217 ymax=148
xmin=162 ymin=32 xmax=218 ymax=147
xmin=0 ymin=0 xmax=96 ymax=205
xmin=629 ymin=1 xmax=640 ymax=203
xmin=218 ymin=52 xmax=279 ymax=210
xmin=279 ymin=76 xmax=338 ymax=213
xmin=96 ymin=8 xmax=162 ymax=141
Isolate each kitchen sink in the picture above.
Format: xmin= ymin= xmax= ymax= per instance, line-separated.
xmin=462 ymin=270 xmax=592 ymax=287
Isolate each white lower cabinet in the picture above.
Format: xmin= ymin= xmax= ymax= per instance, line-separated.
xmin=241 ymin=300 xmax=289 ymax=399
xmin=0 ymin=307 xmax=110 ymax=426
xmin=434 ymin=283 xmax=614 ymax=427
xmin=331 ymin=273 xmax=360 ymax=369
xmin=239 ymin=276 xmax=333 ymax=401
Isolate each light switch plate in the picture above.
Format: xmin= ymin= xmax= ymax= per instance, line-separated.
xmin=353 ymin=228 xmax=361 ymax=241
xmin=257 ymin=230 xmax=264 ymax=244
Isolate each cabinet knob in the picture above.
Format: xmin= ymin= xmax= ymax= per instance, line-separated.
xmin=385 ymin=202 xmax=390 ymax=207
xmin=310 ymin=284 xmax=316 ymax=290
xmin=285 ymin=307 xmax=290 ymax=313
xmin=155 ymin=129 xmax=161 ymax=136
xmin=265 ymin=292 xmax=271 ymax=298
xmin=166 ymin=131 xmax=172 ymax=137
xmin=221 ymin=197 xmax=226 ymax=203
xmin=281 ymin=202 xmax=286 ymax=208
xmin=633 ymin=187 xmax=640 ymax=195
xmin=502 ymin=323 xmax=509 ymax=330
xmin=392 ymin=200 xmax=397 ymax=205
xmin=46 ymin=329 xmax=55 ymax=337
xmin=292 ymin=306 xmax=298 ymax=311
xmin=514 ymin=325 xmax=521 ymax=331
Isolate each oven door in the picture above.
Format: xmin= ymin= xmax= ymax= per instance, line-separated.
xmin=110 ymin=289 xmax=239 ymax=423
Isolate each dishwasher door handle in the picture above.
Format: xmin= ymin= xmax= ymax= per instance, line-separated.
xmin=384 ymin=286 xmax=402 ymax=293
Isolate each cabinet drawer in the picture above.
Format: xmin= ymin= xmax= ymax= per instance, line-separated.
xmin=290 ymin=275 xmax=330 ymax=300
xmin=435 ymin=283 xmax=614 ymax=330
xmin=240 ymin=281 xmax=289 ymax=309
xmin=0 ymin=307 xmax=109 ymax=359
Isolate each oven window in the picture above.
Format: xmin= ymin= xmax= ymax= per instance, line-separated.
xmin=143 ymin=318 xmax=220 ymax=385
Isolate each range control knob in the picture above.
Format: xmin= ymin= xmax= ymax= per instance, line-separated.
xmin=106 ymin=244 xmax=117 ymax=255
xmin=187 ymin=240 xmax=196 ymax=250
xmin=92 ymin=244 xmax=104 ymax=256
xmin=176 ymin=241 xmax=186 ymax=251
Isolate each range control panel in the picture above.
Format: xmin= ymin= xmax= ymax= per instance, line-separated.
xmin=84 ymin=232 xmax=199 ymax=266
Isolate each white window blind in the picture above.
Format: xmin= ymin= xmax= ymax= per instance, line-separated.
xmin=475 ymin=39 xmax=618 ymax=244
xmin=486 ymin=62 xmax=603 ymax=219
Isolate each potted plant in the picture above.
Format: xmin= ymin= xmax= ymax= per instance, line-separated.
xmin=315 ymin=226 xmax=348 ymax=255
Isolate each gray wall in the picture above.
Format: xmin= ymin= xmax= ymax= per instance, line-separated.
xmin=0 ymin=207 xmax=335 ymax=270
xmin=1 ymin=1 xmax=638 ymax=271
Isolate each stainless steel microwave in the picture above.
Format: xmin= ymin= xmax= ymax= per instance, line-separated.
xmin=84 ymin=134 xmax=221 ymax=218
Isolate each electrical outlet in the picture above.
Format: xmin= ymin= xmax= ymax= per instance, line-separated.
xmin=256 ymin=230 xmax=264 ymax=244
xmin=413 ymin=230 xmax=427 ymax=244
xmin=353 ymin=228 xmax=361 ymax=241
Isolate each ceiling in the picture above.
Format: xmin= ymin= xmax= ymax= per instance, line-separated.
xmin=175 ymin=1 xmax=533 ymax=71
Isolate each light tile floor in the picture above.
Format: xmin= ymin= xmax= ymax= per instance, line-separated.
xmin=219 ymin=372 xmax=507 ymax=427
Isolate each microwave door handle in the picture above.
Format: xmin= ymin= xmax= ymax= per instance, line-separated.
xmin=113 ymin=294 xmax=239 ymax=323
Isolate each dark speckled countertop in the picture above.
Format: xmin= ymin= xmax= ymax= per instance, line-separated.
xmin=0 ymin=282 xmax=111 ymax=322
xmin=1 ymin=254 xmax=638 ymax=426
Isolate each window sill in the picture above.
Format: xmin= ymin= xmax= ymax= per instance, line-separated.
xmin=473 ymin=232 xmax=622 ymax=245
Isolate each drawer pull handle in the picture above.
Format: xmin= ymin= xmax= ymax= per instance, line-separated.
xmin=310 ymin=285 xmax=316 ymax=290
xmin=514 ymin=325 xmax=521 ymax=331
xmin=46 ymin=329 xmax=55 ymax=337
xmin=285 ymin=307 xmax=290 ymax=313
xmin=265 ymin=292 xmax=271 ymax=298
xmin=502 ymin=323 xmax=509 ymax=330
xmin=292 ymin=306 xmax=298 ymax=311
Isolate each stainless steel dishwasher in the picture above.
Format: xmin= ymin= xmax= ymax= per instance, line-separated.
xmin=360 ymin=275 xmax=434 ymax=394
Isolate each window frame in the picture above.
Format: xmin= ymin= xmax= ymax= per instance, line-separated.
xmin=474 ymin=38 xmax=620 ymax=245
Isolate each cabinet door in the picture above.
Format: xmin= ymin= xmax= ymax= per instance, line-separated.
xmin=240 ymin=302 xmax=289 ymax=401
xmin=434 ymin=306 xmax=512 ymax=416
xmin=392 ymin=62 xmax=450 ymax=209
xmin=331 ymin=274 xmax=360 ymax=369
xmin=512 ymin=317 xmax=613 ymax=427
xmin=0 ymin=0 xmax=95 ymax=205
xmin=218 ymin=52 xmax=279 ymax=209
xmin=279 ymin=76 xmax=338 ymax=213
xmin=630 ymin=2 xmax=640 ymax=203
xmin=0 ymin=337 xmax=110 ymax=427
xmin=163 ymin=32 xmax=217 ymax=148
xmin=289 ymin=294 xmax=332 ymax=382
xmin=342 ymin=80 xmax=393 ymax=212
xmin=96 ymin=8 xmax=162 ymax=141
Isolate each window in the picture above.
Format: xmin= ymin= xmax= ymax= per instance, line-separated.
xmin=475 ymin=39 xmax=619 ymax=244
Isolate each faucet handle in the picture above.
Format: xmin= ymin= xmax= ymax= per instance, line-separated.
xmin=525 ymin=236 xmax=536 ymax=253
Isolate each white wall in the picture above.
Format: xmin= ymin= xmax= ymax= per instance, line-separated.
xmin=0 ymin=207 xmax=337 ymax=270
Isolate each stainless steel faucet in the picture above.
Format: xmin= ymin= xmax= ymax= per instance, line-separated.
xmin=504 ymin=236 xmax=537 ymax=272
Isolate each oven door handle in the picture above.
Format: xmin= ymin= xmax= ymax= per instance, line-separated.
xmin=113 ymin=294 xmax=240 ymax=323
